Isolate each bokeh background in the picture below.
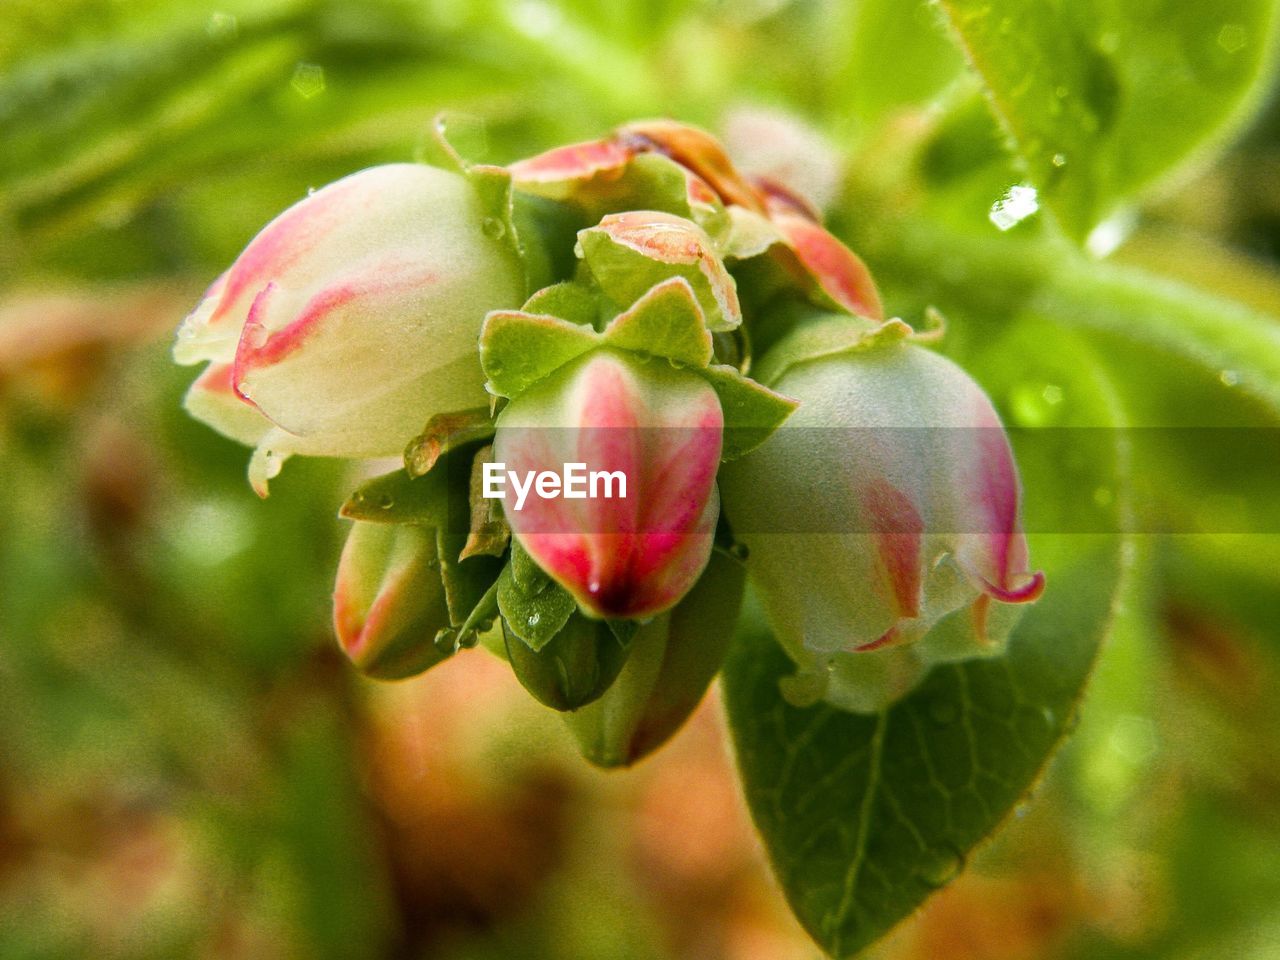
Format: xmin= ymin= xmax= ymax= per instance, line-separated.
xmin=3 ymin=1 xmax=1280 ymax=957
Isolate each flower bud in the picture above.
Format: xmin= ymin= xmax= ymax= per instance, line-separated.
xmin=720 ymin=321 xmax=1043 ymax=711
xmin=503 ymin=613 xmax=634 ymax=711
xmin=175 ymin=163 xmax=524 ymax=491
xmin=332 ymin=521 xmax=453 ymax=679
xmin=565 ymin=548 xmax=745 ymax=766
xmin=492 ymin=348 xmax=723 ymax=620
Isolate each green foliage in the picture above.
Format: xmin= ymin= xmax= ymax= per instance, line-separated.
xmin=938 ymin=0 xmax=1280 ymax=240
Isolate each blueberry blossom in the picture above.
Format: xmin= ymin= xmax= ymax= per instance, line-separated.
xmin=492 ymin=348 xmax=723 ymax=620
xmin=174 ymin=163 xmax=524 ymax=494
xmin=720 ymin=316 xmax=1044 ymax=712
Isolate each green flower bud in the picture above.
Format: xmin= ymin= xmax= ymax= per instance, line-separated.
xmin=332 ymin=521 xmax=453 ymax=680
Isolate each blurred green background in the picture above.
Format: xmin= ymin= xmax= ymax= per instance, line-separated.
xmin=3 ymin=1 xmax=1280 ymax=957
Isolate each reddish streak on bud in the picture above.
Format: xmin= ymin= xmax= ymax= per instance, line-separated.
xmin=618 ymin=120 xmax=765 ymax=212
xmin=507 ymin=138 xmax=633 ymax=183
xmin=860 ymin=479 xmax=924 ymax=620
xmin=771 ymin=212 xmax=884 ymax=319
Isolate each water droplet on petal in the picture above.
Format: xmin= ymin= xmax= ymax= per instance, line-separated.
xmin=378 ymin=494 xmax=394 ymax=510
xmin=527 ymin=612 xmax=542 ymax=627
xmin=1041 ymin=706 xmax=1057 ymax=727
xmin=1051 ymin=153 xmax=1067 ymax=168
xmin=1219 ymin=369 xmax=1241 ymax=387
xmin=245 ymin=323 xmax=270 ymax=350
xmin=482 ymin=216 xmax=507 ymax=239
xmin=916 ymin=845 xmax=964 ymax=888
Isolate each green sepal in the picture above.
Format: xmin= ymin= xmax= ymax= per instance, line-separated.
xmin=751 ymin=313 xmax=920 ymax=387
xmin=436 ymin=526 xmax=503 ymax=633
xmin=577 ymin=211 xmax=741 ymax=332
xmin=340 ymin=465 xmax=452 ymax=527
xmin=496 ymin=540 xmax=578 ymax=651
xmin=503 ymin=612 xmax=634 ymax=712
xmin=341 ymin=449 xmax=503 ymax=635
xmin=601 ymin=276 xmax=714 ymax=366
xmin=479 ymin=309 xmax=600 ymax=400
xmin=522 ymin=281 xmax=604 ymax=328
xmin=460 ymin=445 xmax=510 ymax=561
xmin=404 ymin=407 xmax=494 ymax=479
xmin=422 ymin=112 xmax=546 ymax=293
xmin=702 ymin=364 xmax=799 ymax=461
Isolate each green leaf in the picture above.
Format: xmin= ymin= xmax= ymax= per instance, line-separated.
xmin=479 ymin=308 xmax=601 ymax=399
xmin=723 ymin=322 xmax=1129 ymax=958
xmin=601 ymin=276 xmax=714 ymax=366
xmin=834 ymin=0 xmax=966 ymax=127
xmin=937 ymin=0 xmax=1280 ymax=240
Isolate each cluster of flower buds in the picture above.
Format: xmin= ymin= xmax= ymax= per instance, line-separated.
xmin=175 ymin=115 xmax=1043 ymax=757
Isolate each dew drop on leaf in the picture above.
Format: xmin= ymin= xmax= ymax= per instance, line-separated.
xmin=916 ymin=846 xmax=964 ymax=888
xmin=989 ymin=184 xmax=1039 ymax=231
xmin=482 ymin=217 xmax=507 ymax=239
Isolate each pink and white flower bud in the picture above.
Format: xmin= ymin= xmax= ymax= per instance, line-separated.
xmin=332 ymin=521 xmax=453 ymax=680
xmin=175 ymin=163 xmax=524 ymax=493
xmin=720 ymin=330 xmax=1043 ymax=711
xmin=492 ymin=349 xmax=723 ymax=620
